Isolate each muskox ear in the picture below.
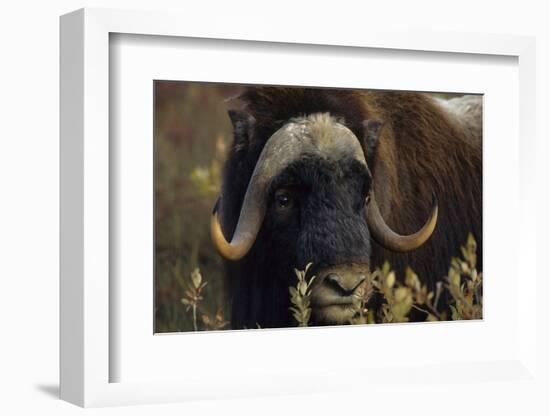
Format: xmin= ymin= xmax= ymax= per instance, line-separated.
xmin=362 ymin=119 xmax=384 ymax=162
xmin=227 ymin=110 xmax=256 ymax=154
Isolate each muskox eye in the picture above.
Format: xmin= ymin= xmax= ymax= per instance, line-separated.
xmin=274 ymin=189 xmax=294 ymax=209
xmin=277 ymin=194 xmax=291 ymax=208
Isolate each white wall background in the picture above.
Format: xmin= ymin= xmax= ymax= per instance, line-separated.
xmin=0 ymin=1 xmax=548 ymax=415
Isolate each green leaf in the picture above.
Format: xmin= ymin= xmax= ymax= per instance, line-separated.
xmin=308 ymin=275 xmax=317 ymax=286
xmin=191 ymin=268 xmax=202 ymax=289
xmin=385 ymin=272 xmax=396 ymax=288
xmin=304 ymin=309 xmax=311 ymax=323
xmin=450 ymin=305 xmax=460 ymax=320
xmin=298 ymin=281 xmax=308 ymax=296
xmin=382 ymin=261 xmax=390 ymax=275
xmin=405 ymin=267 xmax=419 ymax=289
xmin=289 ymin=307 xmax=301 ymax=315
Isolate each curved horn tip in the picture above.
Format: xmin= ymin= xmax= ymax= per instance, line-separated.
xmin=210 ymin=208 xmax=256 ymax=262
xmin=210 ymin=211 xmax=240 ymax=261
xmin=366 ymin=191 xmax=438 ymax=253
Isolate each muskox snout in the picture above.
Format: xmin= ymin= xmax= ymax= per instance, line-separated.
xmin=309 ymin=264 xmax=369 ymax=325
xmin=315 ymin=264 xmax=369 ymax=300
xmin=324 ymin=272 xmax=366 ymax=297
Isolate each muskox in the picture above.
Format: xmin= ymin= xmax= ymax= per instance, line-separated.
xmin=211 ymin=87 xmax=482 ymax=329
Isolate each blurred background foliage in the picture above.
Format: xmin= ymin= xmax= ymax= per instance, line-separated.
xmin=155 ymin=81 xmax=241 ymax=332
xmin=154 ymin=82 xmax=473 ymax=332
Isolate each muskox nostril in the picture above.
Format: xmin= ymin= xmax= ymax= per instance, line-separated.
xmin=324 ymin=273 xmax=365 ymax=296
xmin=325 ymin=273 xmax=343 ymax=291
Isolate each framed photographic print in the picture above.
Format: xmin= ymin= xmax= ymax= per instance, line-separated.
xmin=60 ymin=7 xmax=538 ymax=408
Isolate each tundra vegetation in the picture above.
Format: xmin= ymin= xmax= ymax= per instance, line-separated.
xmin=154 ymin=81 xmax=481 ymax=332
xmin=177 ymin=233 xmax=482 ymax=330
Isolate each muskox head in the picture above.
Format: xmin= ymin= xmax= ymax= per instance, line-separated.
xmin=211 ymin=112 xmax=437 ymax=326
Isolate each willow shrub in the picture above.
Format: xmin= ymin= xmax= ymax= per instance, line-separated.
xmin=181 ymin=234 xmax=482 ymax=330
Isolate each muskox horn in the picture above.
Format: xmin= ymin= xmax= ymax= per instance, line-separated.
xmin=211 ymin=194 xmax=265 ymax=261
xmin=212 ymin=113 xmax=367 ymax=261
xmin=366 ymin=191 xmax=438 ymax=252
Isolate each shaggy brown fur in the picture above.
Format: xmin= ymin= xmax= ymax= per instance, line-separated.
xmin=232 ymin=87 xmax=482 ymax=293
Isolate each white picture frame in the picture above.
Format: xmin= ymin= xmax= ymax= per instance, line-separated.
xmin=60 ymin=7 xmax=538 ymax=408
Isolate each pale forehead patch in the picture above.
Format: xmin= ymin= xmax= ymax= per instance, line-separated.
xmin=247 ymin=112 xmax=367 ymax=191
xmin=283 ymin=113 xmax=366 ymax=164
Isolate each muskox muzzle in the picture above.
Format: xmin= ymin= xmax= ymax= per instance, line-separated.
xmin=309 ymin=263 xmax=369 ymax=324
xmin=211 ymin=113 xmax=438 ymax=261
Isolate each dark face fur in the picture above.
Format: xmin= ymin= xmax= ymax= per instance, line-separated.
xmin=263 ymin=156 xmax=372 ymax=325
